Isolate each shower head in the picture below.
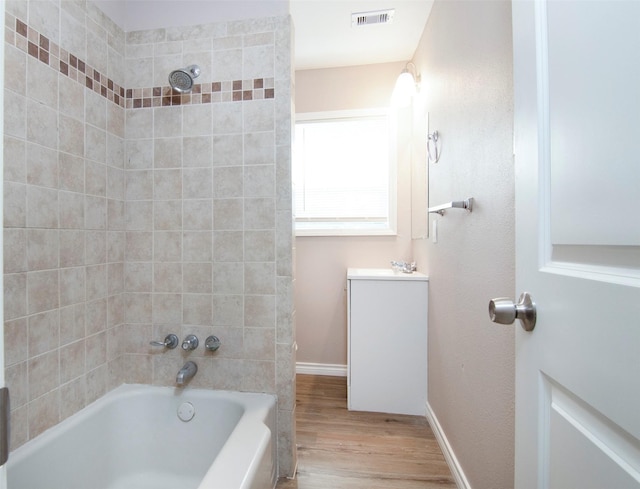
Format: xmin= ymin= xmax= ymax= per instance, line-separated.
xmin=168 ymin=65 xmax=201 ymax=93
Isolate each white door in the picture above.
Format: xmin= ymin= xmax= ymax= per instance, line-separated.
xmin=511 ymin=1 xmax=640 ymax=488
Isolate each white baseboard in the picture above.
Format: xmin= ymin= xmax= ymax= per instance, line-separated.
xmin=296 ymin=362 xmax=347 ymax=377
xmin=425 ymin=402 xmax=472 ymax=489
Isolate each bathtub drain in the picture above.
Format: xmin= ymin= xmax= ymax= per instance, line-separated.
xmin=178 ymin=402 xmax=195 ymax=422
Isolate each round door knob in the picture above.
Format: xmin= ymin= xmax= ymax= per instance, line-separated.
xmin=488 ymin=292 xmax=536 ymax=332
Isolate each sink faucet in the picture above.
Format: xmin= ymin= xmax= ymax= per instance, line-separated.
xmin=176 ymin=361 xmax=198 ymax=386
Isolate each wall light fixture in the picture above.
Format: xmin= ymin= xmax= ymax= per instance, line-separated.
xmin=391 ymin=62 xmax=420 ymax=107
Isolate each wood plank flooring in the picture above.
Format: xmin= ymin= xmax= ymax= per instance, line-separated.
xmin=276 ymin=375 xmax=457 ymax=489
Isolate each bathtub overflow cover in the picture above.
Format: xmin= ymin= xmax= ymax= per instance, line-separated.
xmin=178 ymin=402 xmax=195 ymax=422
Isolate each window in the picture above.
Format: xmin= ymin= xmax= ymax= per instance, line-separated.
xmin=293 ymin=109 xmax=397 ymax=236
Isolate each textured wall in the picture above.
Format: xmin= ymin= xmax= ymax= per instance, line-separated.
xmin=411 ymin=1 xmax=516 ymax=488
xmin=3 ymin=1 xmax=296 ymax=477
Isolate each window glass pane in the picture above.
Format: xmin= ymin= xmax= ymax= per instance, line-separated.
xmin=294 ymin=113 xmax=390 ymax=229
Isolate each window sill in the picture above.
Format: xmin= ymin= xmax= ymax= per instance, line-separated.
xmin=295 ymin=228 xmax=397 ymax=237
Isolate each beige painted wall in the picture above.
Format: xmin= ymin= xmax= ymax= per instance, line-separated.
xmin=411 ymin=1 xmax=516 ymax=488
xmin=295 ymin=62 xmax=415 ymax=367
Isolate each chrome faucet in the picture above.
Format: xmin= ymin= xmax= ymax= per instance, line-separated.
xmin=176 ymin=361 xmax=198 ymax=386
xmin=181 ymin=334 xmax=199 ymax=351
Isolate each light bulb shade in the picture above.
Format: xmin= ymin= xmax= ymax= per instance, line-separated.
xmin=391 ymin=70 xmax=417 ymax=107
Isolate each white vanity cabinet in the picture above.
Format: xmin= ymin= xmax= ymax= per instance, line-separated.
xmin=347 ymin=268 xmax=428 ymax=415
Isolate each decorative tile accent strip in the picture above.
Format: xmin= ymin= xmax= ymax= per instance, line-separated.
xmin=5 ymin=14 xmax=275 ymax=110
xmin=6 ymin=15 xmax=127 ymax=107
xmin=125 ymin=77 xmax=275 ymax=108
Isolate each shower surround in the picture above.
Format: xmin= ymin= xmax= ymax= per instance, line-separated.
xmin=3 ymin=0 xmax=296 ymax=477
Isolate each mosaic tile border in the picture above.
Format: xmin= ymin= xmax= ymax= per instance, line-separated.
xmin=4 ymin=14 xmax=275 ymax=110
xmin=125 ymin=78 xmax=275 ymax=109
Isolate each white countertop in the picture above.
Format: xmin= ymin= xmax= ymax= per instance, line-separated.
xmin=347 ymin=268 xmax=429 ymax=281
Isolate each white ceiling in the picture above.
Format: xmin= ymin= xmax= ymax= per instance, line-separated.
xmin=290 ymin=0 xmax=433 ymax=70
xmin=93 ymin=0 xmax=433 ymax=70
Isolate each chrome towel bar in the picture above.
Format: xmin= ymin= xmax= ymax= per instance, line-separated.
xmin=428 ymin=198 xmax=474 ymax=216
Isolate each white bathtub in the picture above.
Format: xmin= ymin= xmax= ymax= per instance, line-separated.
xmin=6 ymin=384 xmax=277 ymax=489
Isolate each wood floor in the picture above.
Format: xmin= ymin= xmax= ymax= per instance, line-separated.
xmin=276 ymin=375 xmax=457 ymax=489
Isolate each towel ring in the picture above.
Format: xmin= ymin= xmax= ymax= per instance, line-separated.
xmin=427 ymin=131 xmax=441 ymax=164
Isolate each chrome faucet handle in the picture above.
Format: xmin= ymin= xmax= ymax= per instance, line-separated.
xmin=181 ymin=334 xmax=199 ymax=351
xmin=150 ymin=334 xmax=179 ymax=349
xmin=205 ymin=335 xmax=221 ymax=352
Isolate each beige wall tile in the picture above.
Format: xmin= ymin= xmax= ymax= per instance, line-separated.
xmin=28 ymin=350 xmax=59 ymax=400
xmin=126 ymin=169 xmax=153 ymax=200
xmin=153 ymin=107 xmax=182 ymax=138
xmin=28 ymin=389 xmax=60 ymax=438
xmin=106 ymin=199 xmax=124 ymax=233
xmin=59 ymin=153 xmax=85 ymax=193
xmin=245 ymin=294 xmax=276 ymax=328
xmin=244 ymin=132 xmax=275 ymax=167
xmin=183 ymin=293 xmax=213 ymax=326
xmin=212 ymin=294 xmax=243 ymax=326
xmin=86 ymin=126 xmax=107 ymax=165
xmin=86 ymin=263 xmax=108 ymax=301
xmin=183 ymin=199 xmax=212 ymax=230
xmin=212 ymin=134 xmax=243 ymax=166
xmin=85 ymin=230 xmax=107 ymax=264
xmin=59 ymin=377 xmax=87 ymax=421
xmin=154 ymin=200 xmax=182 ymax=230
xmin=26 ymin=57 xmax=59 ymax=109
xmin=183 ymin=136 xmax=212 ymax=168
xmin=183 ymin=104 xmax=212 ymax=137
xmin=126 ymin=110 xmax=154 ymax=141
xmin=183 ymin=262 xmax=211 ymax=293
xmin=153 ymin=169 xmax=182 ymax=199
xmin=59 ymin=75 xmax=85 ymax=121
xmin=153 ymin=262 xmax=182 ymax=293
xmin=126 ymin=200 xmax=153 ymax=231
xmin=4 ymin=90 xmax=27 ymax=139
xmin=244 ymin=197 xmax=274 ymax=230
xmin=213 ymin=198 xmax=243 ymax=230
xmin=213 ymin=166 xmax=242 ymax=198
xmin=5 ymin=45 xmax=27 ymax=96
xmin=4 ymin=135 xmax=27 ymax=183
xmin=4 ymin=228 xmax=26 ymax=273
xmin=59 ymin=191 xmax=84 ymax=229
xmin=212 ymin=231 xmax=243 ymax=262
xmin=27 ymin=269 xmax=59 ymax=314
xmin=86 ymin=298 xmax=108 ymax=335
xmin=59 ymin=229 xmax=85 ymax=267
xmin=183 ymin=168 xmax=212 ymax=199
xmin=4 ymin=317 xmax=29 ymax=366
xmin=26 ymin=142 xmax=58 ymax=188
xmin=153 ymin=137 xmax=182 ymax=169
xmin=58 ymin=114 xmax=84 ymax=155
xmin=60 ymin=303 xmax=86 ymax=346
xmin=60 ymin=340 xmax=85 ymax=383
xmin=126 ymin=231 xmax=153 ymax=261
xmin=5 ymin=360 xmax=27 ymax=408
xmin=182 ymin=231 xmax=212 ymax=261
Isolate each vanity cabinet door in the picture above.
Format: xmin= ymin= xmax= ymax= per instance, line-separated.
xmin=348 ymin=277 xmax=428 ymax=415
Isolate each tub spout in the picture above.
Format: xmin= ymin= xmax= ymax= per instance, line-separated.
xmin=176 ymin=361 xmax=198 ymax=386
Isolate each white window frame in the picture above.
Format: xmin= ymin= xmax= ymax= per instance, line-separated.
xmin=293 ymin=108 xmax=397 ymax=237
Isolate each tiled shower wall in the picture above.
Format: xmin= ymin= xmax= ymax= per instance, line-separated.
xmin=119 ymin=14 xmax=296 ymax=476
xmin=3 ymin=0 xmax=296 ymax=477
xmin=3 ymin=0 xmax=127 ymax=448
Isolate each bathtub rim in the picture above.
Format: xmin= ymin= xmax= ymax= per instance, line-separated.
xmin=7 ymin=383 xmax=278 ymax=489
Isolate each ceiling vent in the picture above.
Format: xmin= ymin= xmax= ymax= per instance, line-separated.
xmin=351 ymin=9 xmax=395 ymax=27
